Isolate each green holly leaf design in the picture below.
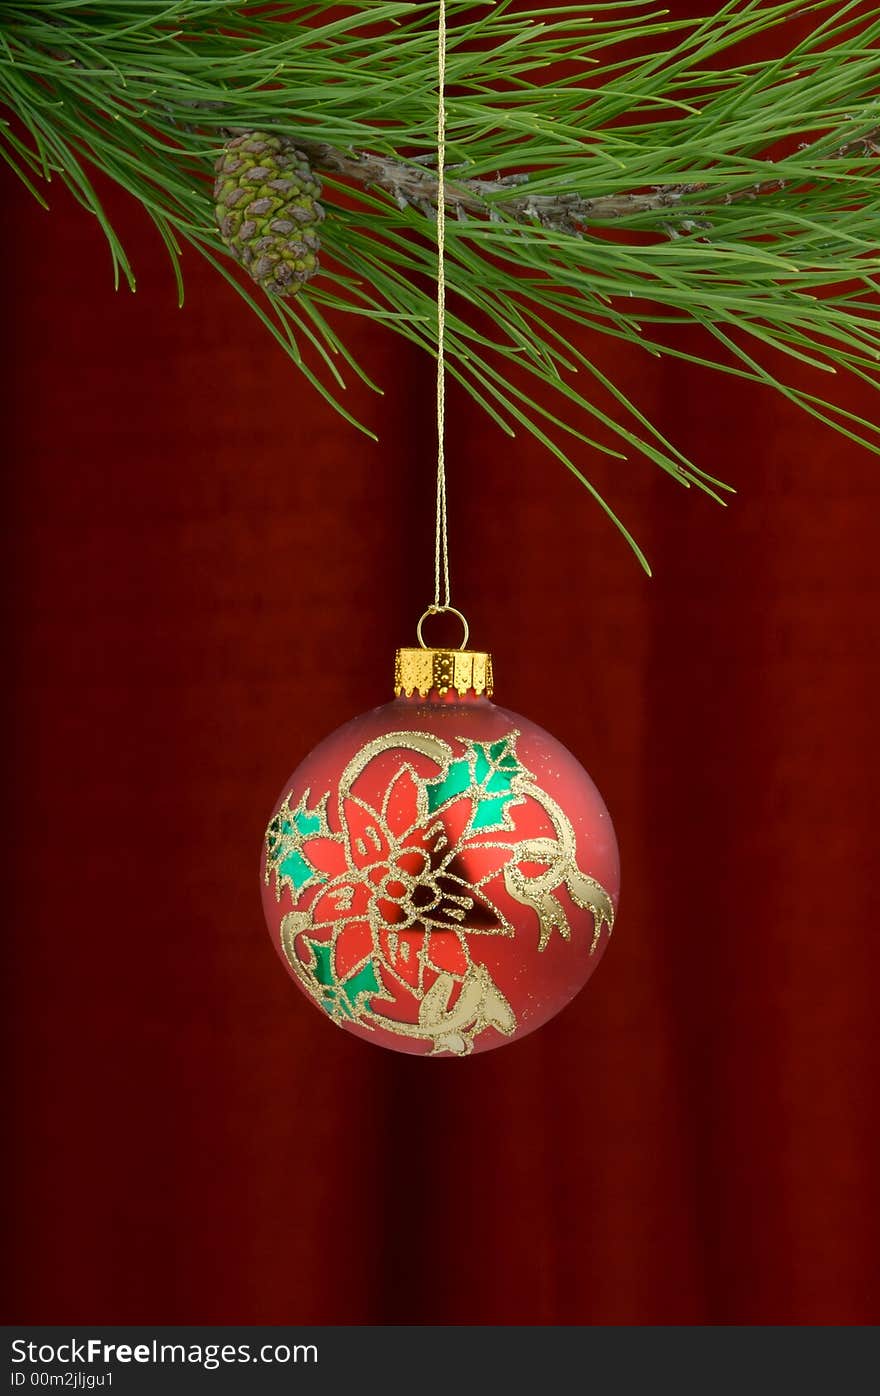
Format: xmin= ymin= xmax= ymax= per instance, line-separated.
xmin=265 ymin=796 xmax=328 ymax=898
xmin=307 ymin=939 xmax=381 ymax=1022
xmin=425 ymin=754 xmax=471 ymax=815
xmin=426 ymin=735 xmax=527 ymax=834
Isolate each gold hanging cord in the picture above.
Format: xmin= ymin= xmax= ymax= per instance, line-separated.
xmin=417 ymin=0 xmax=469 ymax=653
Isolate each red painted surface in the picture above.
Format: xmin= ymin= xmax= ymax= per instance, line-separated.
xmin=3 ymin=134 xmax=880 ymax=1322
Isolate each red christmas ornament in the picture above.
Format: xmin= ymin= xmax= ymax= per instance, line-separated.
xmin=261 ymin=643 xmax=619 ymax=1056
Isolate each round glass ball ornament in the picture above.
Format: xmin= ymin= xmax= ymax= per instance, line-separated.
xmin=261 ymin=644 xmax=619 ymax=1056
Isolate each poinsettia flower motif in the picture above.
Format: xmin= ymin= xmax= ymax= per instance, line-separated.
xmin=293 ymin=761 xmax=514 ymax=1001
xmin=265 ymin=736 xmax=535 ymax=1018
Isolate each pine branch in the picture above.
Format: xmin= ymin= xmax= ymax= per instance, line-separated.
xmin=2 ymin=0 xmax=880 ymax=571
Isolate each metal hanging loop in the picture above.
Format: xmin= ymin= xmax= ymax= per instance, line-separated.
xmin=416 ymin=605 xmax=470 ymax=652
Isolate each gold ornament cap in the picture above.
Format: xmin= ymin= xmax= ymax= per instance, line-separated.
xmin=395 ymin=646 xmax=494 ymax=698
xmin=396 ymin=607 xmax=493 ymax=697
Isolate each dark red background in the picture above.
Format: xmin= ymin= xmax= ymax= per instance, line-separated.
xmin=4 ymin=103 xmax=879 ymax=1321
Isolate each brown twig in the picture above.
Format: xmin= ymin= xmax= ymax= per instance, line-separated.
xmin=287 ymin=127 xmax=880 ymax=234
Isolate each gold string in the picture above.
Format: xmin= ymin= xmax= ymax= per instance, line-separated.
xmin=433 ymin=0 xmax=450 ymax=611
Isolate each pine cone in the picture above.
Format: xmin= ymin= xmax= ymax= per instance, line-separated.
xmin=214 ymin=133 xmax=324 ymax=297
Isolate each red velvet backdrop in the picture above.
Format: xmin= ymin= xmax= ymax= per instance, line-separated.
xmin=4 ymin=80 xmax=880 ymax=1324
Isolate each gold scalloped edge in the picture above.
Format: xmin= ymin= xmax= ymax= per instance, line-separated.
xmin=394 ymin=648 xmax=494 ymax=698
